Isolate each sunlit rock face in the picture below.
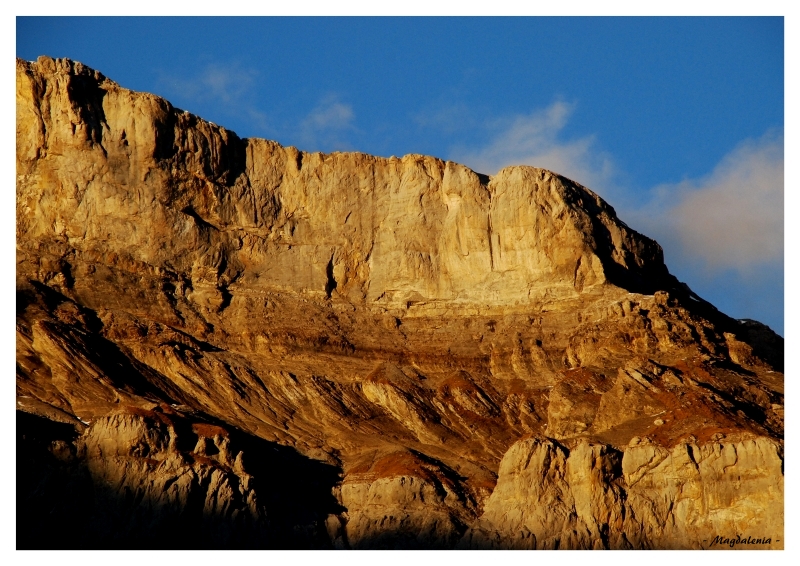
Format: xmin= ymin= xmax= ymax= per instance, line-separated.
xmin=16 ymin=56 xmax=783 ymax=550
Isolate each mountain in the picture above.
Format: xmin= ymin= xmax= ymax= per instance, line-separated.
xmin=16 ymin=56 xmax=783 ymax=550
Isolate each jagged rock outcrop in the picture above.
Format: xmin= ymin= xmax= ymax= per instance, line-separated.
xmin=17 ymin=407 xmax=340 ymax=549
xmin=340 ymin=449 xmax=478 ymax=549
xmin=16 ymin=56 xmax=783 ymax=549
xmin=459 ymin=435 xmax=783 ymax=549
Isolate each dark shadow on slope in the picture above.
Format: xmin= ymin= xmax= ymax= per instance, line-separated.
xmin=66 ymin=67 xmax=107 ymax=150
xmin=554 ymin=175 xmax=783 ymax=372
xmin=737 ymin=319 xmax=784 ymax=373
xmin=18 ymin=282 xmax=345 ymax=549
xmin=349 ymin=525 xmax=468 ymax=550
xmin=17 ymin=411 xmax=94 ymax=550
xmin=17 ymin=410 xmax=344 ymax=550
xmin=325 ymin=255 xmax=338 ymax=298
xmin=18 ymin=282 xmax=240 ymax=407
xmin=557 ymin=173 xmax=680 ymax=297
xmin=19 ymin=282 xmax=187 ymax=406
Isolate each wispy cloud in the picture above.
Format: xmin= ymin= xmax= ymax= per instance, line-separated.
xmin=298 ymin=95 xmax=357 ymax=152
xmin=452 ymin=102 xmax=615 ymax=192
xmin=156 ymin=62 xmax=271 ymax=135
xmin=452 ymin=102 xmax=783 ymax=281
xmin=626 ymin=131 xmax=784 ymax=277
xmin=159 ymin=63 xmax=253 ymax=104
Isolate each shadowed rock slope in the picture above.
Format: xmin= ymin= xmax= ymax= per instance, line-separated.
xmin=16 ymin=56 xmax=784 ymax=550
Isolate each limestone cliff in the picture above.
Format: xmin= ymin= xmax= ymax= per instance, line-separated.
xmin=16 ymin=56 xmax=783 ymax=549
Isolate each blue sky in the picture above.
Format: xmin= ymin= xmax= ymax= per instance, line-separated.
xmin=16 ymin=16 xmax=784 ymax=335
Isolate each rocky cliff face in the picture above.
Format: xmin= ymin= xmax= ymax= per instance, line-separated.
xmin=16 ymin=56 xmax=784 ymax=549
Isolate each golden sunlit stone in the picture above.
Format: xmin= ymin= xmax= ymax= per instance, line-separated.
xmin=17 ymin=56 xmax=783 ymax=550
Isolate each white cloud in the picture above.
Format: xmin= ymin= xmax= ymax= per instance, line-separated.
xmin=452 ymin=101 xmax=615 ymax=193
xmin=304 ymin=98 xmax=354 ymax=131
xmin=156 ymin=62 xmax=271 ymax=135
xmin=453 ymin=102 xmax=783 ymax=279
xmin=160 ymin=63 xmax=257 ymax=105
xmin=625 ymin=131 xmax=783 ymax=276
xmin=299 ymin=95 xmax=357 ymax=151
xmin=197 ymin=64 xmax=256 ymax=103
